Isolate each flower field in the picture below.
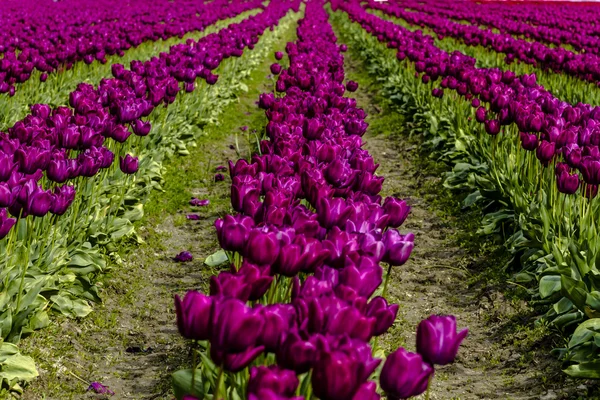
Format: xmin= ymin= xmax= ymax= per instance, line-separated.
xmin=2 ymin=0 xmax=600 ymax=398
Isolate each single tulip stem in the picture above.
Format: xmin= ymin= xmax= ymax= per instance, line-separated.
xmin=215 ymin=365 xmax=224 ymax=400
xmin=382 ymin=263 xmax=393 ymax=299
xmin=191 ymin=342 xmax=198 ymax=396
xmin=425 ymin=374 xmax=433 ymax=400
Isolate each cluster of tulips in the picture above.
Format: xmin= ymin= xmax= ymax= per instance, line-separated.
xmin=0 ymin=0 xmax=297 ymax=242
xmin=338 ymin=0 xmax=600 ymax=198
xmin=0 ymin=0 xmax=265 ymax=95
xmin=174 ymin=2 xmax=467 ymax=399
xmin=366 ymin=0 xmax=600 ymax=87
xmin=402 ymin=0 xmax=600 ymax=56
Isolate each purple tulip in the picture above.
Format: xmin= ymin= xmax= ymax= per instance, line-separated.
xmin=0 ymin=209 xmax=16 ymax=240
xmin=186 ymin=214 xmax=200 ymax=220
xmin=484 ymin=119 xmax=500 ymax=135
xmin=380 ymin=348 xmax=433 ymax=400
xmin=210 ymin=297 xmax=264 ymax=354
xmin=189 ymin=198 xmax=209 ymax=207
xmin=50 ymin=185 xmax=76 ymax=216
xmin=174 ymin=251 xmax=193 ymax=262
xmin=87 ymin=382 xmax=115 ymax=396
xmin=519 ymin=132 xmax=538 ymax=151
xmin=175 ymin=291 xmax=213 ymax=341
xmin=275 ymin=51 xmax=284 ymax=60
xmin=366 ymin=296 xmax=399 ymax=336
xmin=244 ymin=228 xmax=281 ymax=266
xmin=580 ymin=157 xmax=600 ymax=185
xmin=382 ymin=230 xmax=415 ymax=266
xmin=276 ymin=332 xmax=318 ymax=374
xmin=119 ymin=154 xmax=139 ymax=174
xmin=132 ymin=120 xmax=151 ymax=136
xmin=416 ymin=315 xmax=468 ymax=365
xmin=557 ymin=171 xmax=580 ymax=195
xmin=535 ymin=140 xmax=556 ymax=165
xmin=383 ymin=197 xmax=410 ymax=228
xmin=346 ymin=81 xmax=359 ymax=92
xmin=270 ymin=63 xmax=282 ymax=75
xmin=247 ymin=366 xmax=299 ymax=397
xmin=352 ymin=382 xmax=380 ymax=400
xmin=214 ymin=173 xmax=225 ymax=182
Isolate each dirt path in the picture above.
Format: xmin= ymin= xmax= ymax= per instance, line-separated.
xmin=347 ymin=57 xmax=588 ymax=399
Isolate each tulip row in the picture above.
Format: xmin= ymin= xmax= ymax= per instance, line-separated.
xmin=0 ymin=0 xmax=265 ymax=96
xmin=401 ymin=0 xmax=600 ymax=56
xmin=0 ymin=3 xmax=301 ymax=390
xmin=366 ymin=0 xmax=600 ymax=88
xmin=331 ymin=0 xmax=600 ymax=379
xmin=172 ymin=2 xmax=467 ymax=400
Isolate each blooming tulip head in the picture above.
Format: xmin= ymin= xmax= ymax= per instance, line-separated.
xmin=380 ymin=348 xmax=433 ymax=400
xmin=175 ymin=291 xmax=213 ymax=341
xmin=119 ymin=154 xmax=139 ymax=174
xmin=416 ymin=315 xmax=468 ymax=365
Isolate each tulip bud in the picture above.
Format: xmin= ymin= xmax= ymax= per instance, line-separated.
xmin=380 ymin=348 xmax=433 ymax=400
xmin=119 ymin=154 xmax=139 ymax=174
xmin=416 ymin=315 xmax=468 ymax=365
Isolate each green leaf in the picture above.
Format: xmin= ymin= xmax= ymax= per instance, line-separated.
xmin=0 ymin=343 xmax=38 ymax=384
xmin=50 ymin=293 xmax=93 ymax=319
xmin=172 ymin=369 xmax=204 ymax=400
xmin=568 ymin=318 xmax=600 ymax=348
xmin=561 ymin=275 xmax=589 ymax=312
xmin=539 ymin=275 xmax=561 ymax=298
xmin=564 ymin=361 xmax=600 ymax=379
xmin=204 ymin=250 xmax=228 ymax=267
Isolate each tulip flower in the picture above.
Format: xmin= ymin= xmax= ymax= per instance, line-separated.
xmin=119 ymin=154 xmax=139 ymax=174
xmin=210 ymin=298 xmax=264 ymax=354
xmin=416 ymin=315 xmax=468 ymax=365
xmin=87 ymin=382 xmax=115 ymax=396
xmin=557 ymin=171 xmax=580 ymax=195
xmin=380 ymin=348 xmax=433 ymax=400
xmin=382 ymin=230 xmax=415 ymax=266
xmin=214 ymin=173 xmax=225 ymax=182
xmin=175 ymin=291 xmax=213 ymax=341
xmin=247 ymin=366 xmax=299 ymax=397
xmin=186 ymin=214 xmax=201 ymax=220
xmin=383 ymin=197 xmax=410 ymax=228
xmin=271 ymin=63 xmax=282 ymax=75
xmin=174 ymin=251 xmax=193 ymax=262
xmin=189 ymin=198 xmax=209 ymax=207
xmin=275 ymin=51 xmax=284 ymax=60
xmin=346 ymin=81 xmax=359 ymax=92
xmin=0 ymin=209 xmax=16 ymax=240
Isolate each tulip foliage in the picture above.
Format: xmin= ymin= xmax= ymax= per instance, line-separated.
xmin=331 ymin=0 xmax=600 ymax=380
xmin=172 ymin=2 xmax=467 ymax=400
xmin=0 ymin=0 xmax=302 ymax=390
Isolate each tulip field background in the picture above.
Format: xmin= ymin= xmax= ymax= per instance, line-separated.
xmin=2 ymin=0 xmax=600 ymax=398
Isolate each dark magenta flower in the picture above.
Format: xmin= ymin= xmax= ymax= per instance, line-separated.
xmin=214 ymin=173 xmax=225 ymax=182
xmin=87 ymin=382 xmax=115 ymax=396
xmin=174 ymin=251 xmax=193 ymax=262
xmin=0 ymin=209 xmax=16 ymax=240
xmin=346 ymin=81 xmax=359 ymax=92
xmin=119 ymin=154 xmax=139 ymax=174
xmin=270 ymin=63 xmax=282 ymax=75
xmin=189 ymin=198 xmax=209 ymax=207
xmin=556 ymin=170 xmax=580 ymax=194
xmin=247 ymin=366 xmax=299 ymax=397
xmin=380 ymin=348 xmax=433 ymax=400
xmin=382 ymin=230 xmax=414 ymax=266
xmin=383 ymin=197 xmax=410 ymax=228
xmin=186 ymin=214 xmax=201 ymax=220
xmin=175 ymin=291 xmax=213 ymax=341
xmin=275 ymin=51 xmax=284 ymax=60
xmin=210 ymin=297 xmax=264 ymax=354
xmin=416 ymin=315 xmax=468 ymax=366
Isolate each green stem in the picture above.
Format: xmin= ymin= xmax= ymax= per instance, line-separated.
xmin=215 ymin=365 xmax=224 ymax=400
xmin=191 ymin=343 xmax=198 ymax=396
xmin=382 ymin=264 xmax=393 ymax=299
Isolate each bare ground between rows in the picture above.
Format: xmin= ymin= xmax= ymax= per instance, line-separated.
xmin=347 ymin=60 xmax=593 ymax=399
